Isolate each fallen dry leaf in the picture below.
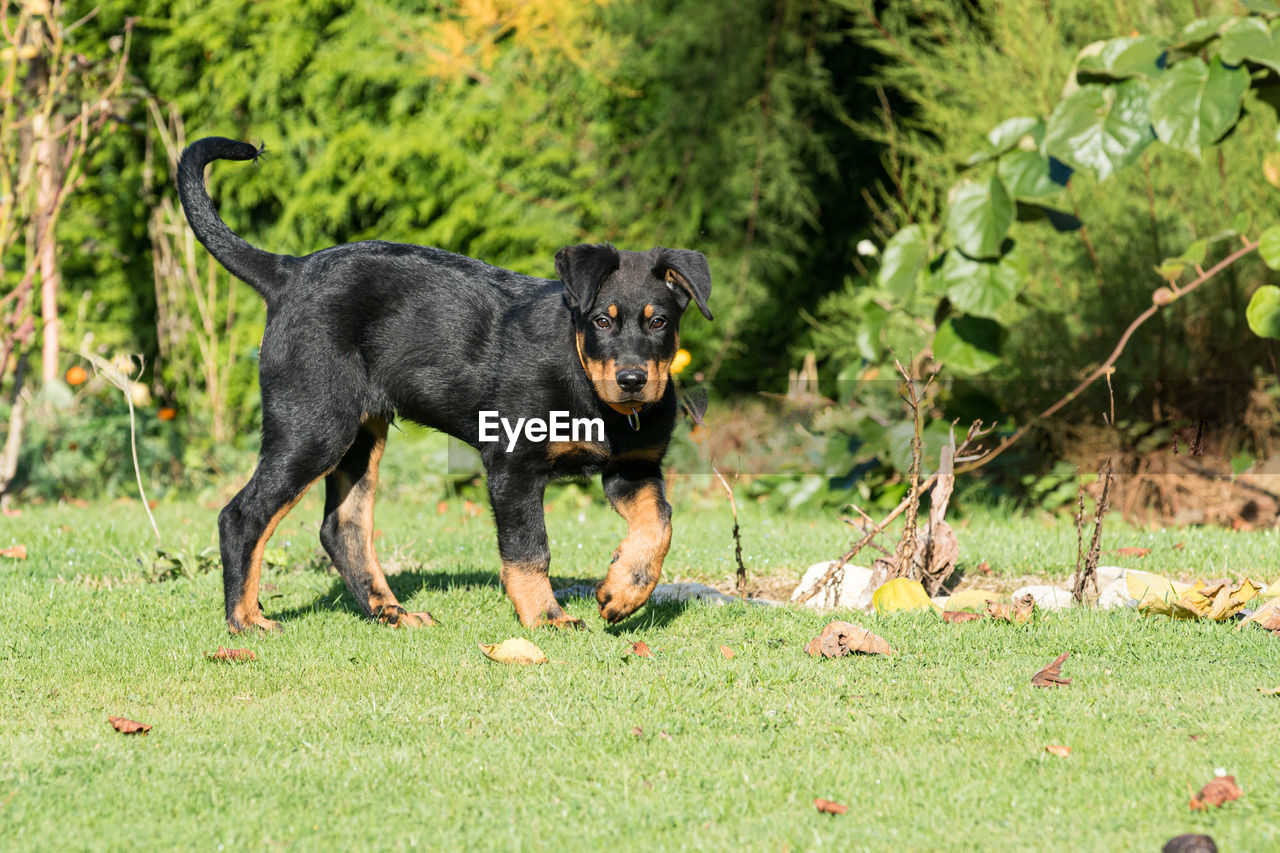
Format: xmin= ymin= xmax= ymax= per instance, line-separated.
xmin=658 ymin=731 xmax=672 ymax=741
xmin=630 ymin=726 xmax=644 ymax=737
xmin=478 ymin=638 xmax=548 ymax=665
xmin=1189 ymin=775 xmax=1242 ymax=810
xmin=986 ymin=595 xmax=1036 ymax=624
xmin=1238 ymin=596 xmax=1280 ymax=632
xmin=1044 ymin=744 xmax=1071 ymax=757
xmin=1173 ymin=542 xmax=1187 ymax=551
xmin=977 ymin=561 xmax=992 ymax=575
xmin=719 ymin=645 xmax=734 ymax=659
xmin=942 ymin=610 xmax=983 ymax=624
xmin=0 ymin=544 xmax=27 ymax=559
xmin=1013 ymin=594 xmax=1036 ymax=623
xmin=807 ymin=620 xmax=895 ymax=658
xmin=1115 ymin=547 xmax=1151 ymax=558
xmin=1172 ymin=578 xmax=1262 ymax=621
xmin=1161 ymin=834 xmax=1217 ymax=853
xmin=1257 ymin=686 xmax=1280 ymax=696
xmin=629 ymin=641 xmax=653 ymax=658
xmin=814 ymin=798 xmax=848 ymax=815
xmin=946 ymin=588 xmax=1002 ymax=611
xmin=206 ymin=647 xmax=256 ymax=663
xmin=1031 ymin=652 xmax=1072 ymax=688
xmin=872 ymin=577 xmax=936 ymax=614
xmin=108 ymin=716 xmax=151 ymax=734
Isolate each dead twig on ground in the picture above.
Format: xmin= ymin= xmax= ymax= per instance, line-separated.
xmin=713 ymin=467 xmax=748 ymax=597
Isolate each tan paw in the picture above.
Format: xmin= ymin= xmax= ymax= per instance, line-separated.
xmin=397 ymin=610 xmax=438 ymax=628
xmin=229 ymin=613 xmax=282 ymax=634
xmin=596 ymin=579 xmax=653 ymax=624
xmin=373 ymin=604 xmax=437 ymax=628
xmin=540 ymin=613 xmax=587 ymax=631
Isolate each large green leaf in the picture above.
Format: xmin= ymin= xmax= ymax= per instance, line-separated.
xmin=997 ymin=150 xmax=1060 ymax=199
xmin=988 ymin=117 xmax=1043 ymax=152
xmin=1247 ymin=285 xmax=1280 ymax=339
xmin=1220 ymin=16 xmax=1280 ymax=73
xmin=945 ymin=175 xmax=1013 ymax=260
xmin=932 ymin=315 xmax=1003 ymax=375
xmin=1150 ymin=57 xmax=1249 ymax=157
xmin=939 ymin=246 xmax=1026 ymax=319
xmin=848 ymin=293 xmax=889 ymax=362
xmin=966 ymin=117 xmax=1043 ymax=165
xmin=1042 ymin=80 xmax=1154 ymax=181
xmin=1260 ymin=225 xmax=1280 ymax=269
xmin=1076 ymin=36 xmax=1165 ymax=79
xmin=877 ymin=224 xmax=928 ymax=299
xmin=1173 ymin=15 xmax=1231 ymax=50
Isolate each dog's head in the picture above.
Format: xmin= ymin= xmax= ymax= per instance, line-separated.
xmin=556 ymin=244 xmax=712 ymax=412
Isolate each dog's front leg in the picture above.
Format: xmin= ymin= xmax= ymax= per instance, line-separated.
xmin=488 ymin=466 xmax=583 ymax=629
xmin=597 ymin=461 xmax=671 ymax=623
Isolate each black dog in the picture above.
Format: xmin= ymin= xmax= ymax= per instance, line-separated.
xmin=177 ymin=138 xmax=711 ymax=633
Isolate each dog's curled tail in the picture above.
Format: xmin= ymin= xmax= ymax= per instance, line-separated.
xmin=177 ymin=137 xmax=297 ymax=300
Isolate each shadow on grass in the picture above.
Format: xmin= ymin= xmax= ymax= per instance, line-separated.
xmin=267 ymin=564 xmax=695 ymax=631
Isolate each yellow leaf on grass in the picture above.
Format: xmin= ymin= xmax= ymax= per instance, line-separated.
xmin=1238 ymin=596 xmax=1280 ymax=632
xmin=1129 ymin=570 xmax=1261 ymax=621
xmin=872 ymin=578 xmax=938 ymax=614
xmin=1126 ymin=570 xmax=1192 ymax=616
xmin=478 ymin=638 xmax=548 ymax=665
xmin=945 ymin=589 xmax=1002 ymax=612
xmin=1171 ymin=578 xmax=1261 ymax=621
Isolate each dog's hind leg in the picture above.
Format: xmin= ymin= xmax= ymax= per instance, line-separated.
xmin=488 ymin=466 xmax=583 ymax=629
xmin=219 ymin=429 xmax=352 ymax=634
xmin=320 ymin=418 xmax=436 ymax=628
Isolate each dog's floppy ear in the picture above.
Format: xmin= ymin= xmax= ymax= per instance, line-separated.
xmin=653 ymin=249 xmax=713 ymax=321
xmin=555 ymin=243 xmax=620 ymax=314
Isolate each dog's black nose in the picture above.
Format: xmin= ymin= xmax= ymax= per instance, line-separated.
xmin=616 ymin=368 xmax=647 ymax=394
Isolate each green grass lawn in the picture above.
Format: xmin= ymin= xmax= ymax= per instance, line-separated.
xmin=2 ymin=478 xmax=1278 ymax=850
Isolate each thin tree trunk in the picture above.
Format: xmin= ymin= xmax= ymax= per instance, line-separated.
xmin=35 ymin=113 xmax=61 ymax=385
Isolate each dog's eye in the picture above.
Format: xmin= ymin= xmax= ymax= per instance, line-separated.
xmin=593 ymin=316 xmax=612 ymax=330
xmin=649 ymin=317 xmax=667 ymax=330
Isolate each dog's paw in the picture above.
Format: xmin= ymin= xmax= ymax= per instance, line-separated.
xmin=228 ymin=614 xmax=282 ymax=634
xmin=398 ymin=610 xmax=438 ymax=628
xmin=373 ymin=604 xmax=437 ymax=628
xmin=596 ymin=580 xmax=651 ymax=624
xmin=541 ymin=614 xmax=587 ymax=631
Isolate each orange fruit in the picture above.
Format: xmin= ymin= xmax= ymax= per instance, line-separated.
xmin=65 ymin=365 xmax=88 ymax=386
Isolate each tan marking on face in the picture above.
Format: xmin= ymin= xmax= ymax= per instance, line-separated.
xmin=644 ymin=304 xmax=654 ymax=319
xmin=501 ymin=559 xmax=565 ymax=627
xmin=576 ymin=330 xmax=628 ymax=402
xmin=597 ymin=482 xmax=671 ymax=622
xmin=607 ymin=304 xmax=618 ymax=318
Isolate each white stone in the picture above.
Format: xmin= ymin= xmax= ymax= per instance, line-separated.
xmin=1011 ymin=584 xmax=1076 ymax=610
xmin=1069 ymin=565 xmax=1126 ymax=592
xmin=553 ymin=582 xmax=778 ymax=607
xmin=1097 ymin=576 xmax=1138 ymax=609
xmin=790 ymin=561 xmax=875 ymax=611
